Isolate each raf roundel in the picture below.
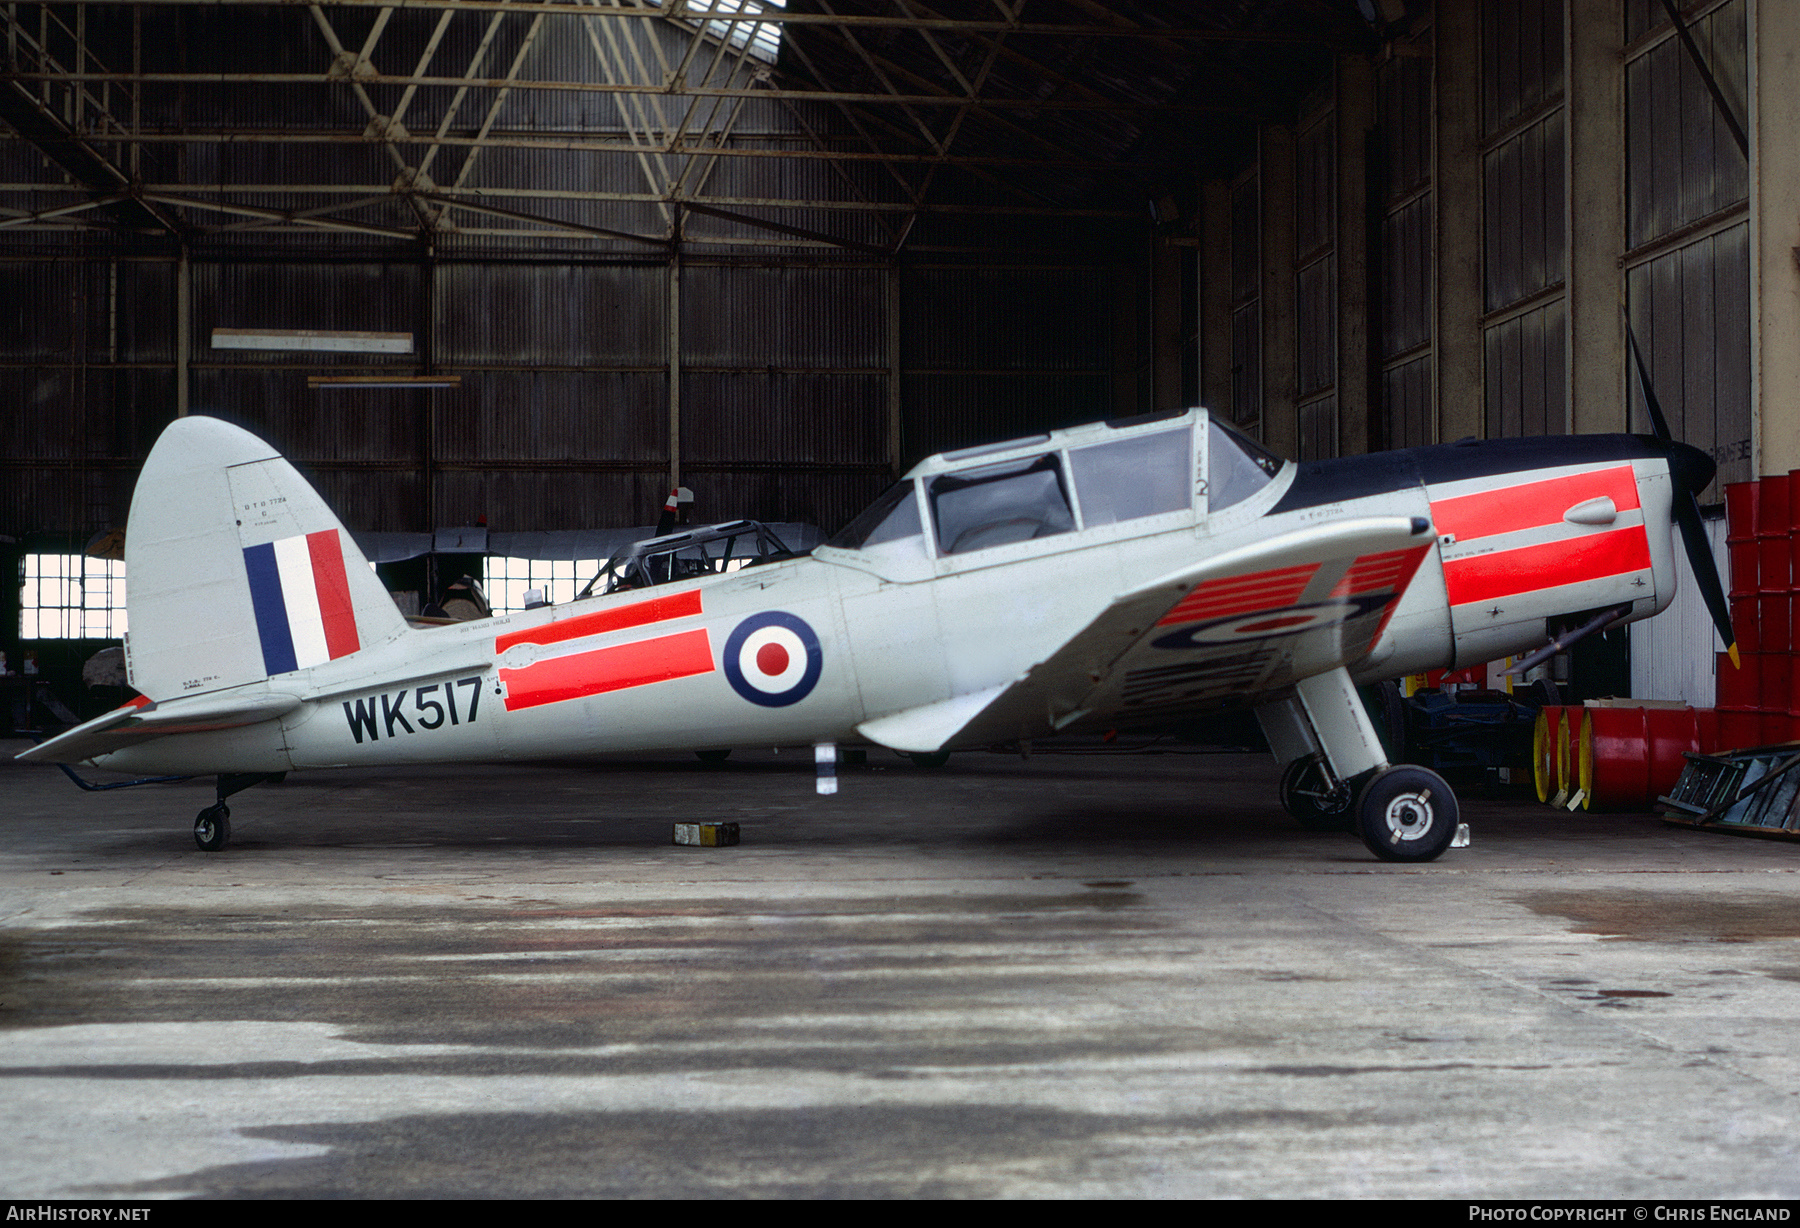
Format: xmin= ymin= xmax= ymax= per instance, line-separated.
xmin=723 ymin=611 xmax=823 ymax=707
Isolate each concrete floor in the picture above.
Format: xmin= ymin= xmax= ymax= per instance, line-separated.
xmin=3 ymin=738 xmax=1800 ymax=1199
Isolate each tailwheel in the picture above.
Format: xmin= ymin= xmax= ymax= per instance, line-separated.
xmin=1279 ymin=757 xmax=1355 ymax=832
xmin=1355 ymin=765 xmax=1458 ymax=863
xmin=193 ymin=803 xmax=231 ymax=852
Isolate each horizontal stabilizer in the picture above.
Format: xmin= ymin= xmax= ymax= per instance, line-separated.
xmin=16 ymin=691 xmax=301 ymax=765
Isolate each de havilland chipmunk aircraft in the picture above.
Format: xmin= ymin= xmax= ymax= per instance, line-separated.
xmin=19 ymin=365 xmax=1733 ymax=864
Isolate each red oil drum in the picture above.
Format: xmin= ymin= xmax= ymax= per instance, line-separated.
xmin=1716 ymin=708 xmax=1763 ymax=751
xmin=1729 ymin=539 xmax=1759 ymax=595
xmin=1726 ymin=480 xmax=1760 ymax=540
xmin=1645 ymin=707 xmax=1703 ymax=802
xmin=1581 ymin=706 xmax=1704 ymax=810
xmin=1761 ymin=592 xmax=1792 ymax=653
xmin=1534 ymin=705 xmax=1566 ymax=803
xmin=1695 ymin=706 xmax=1720 ymax=753
xmin=1759 ymin=474 xmax=1791 ymax=591
xmin=1763 ymin=653 xmax=1792 ymax=714
xmin=1580 ymin=707 xmax=1649 ymax=810
xmin=1718 ymin=652 xmax=1762 ymax=709
xmin=1760 ymin=539 xmax=1791 ymax=592
xmin=1727 ymin=480 xmax=1760 ymax=595
xmin=1758 ymin=473 xmax=1790 ymax=535
xmin=1790 ymin=468 xmax=1800 ymax=583
xmin=1732 ymin=595 xmax=1761 ymax=653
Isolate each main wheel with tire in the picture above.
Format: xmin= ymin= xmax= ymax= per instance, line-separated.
xmin=193 ymin=803 xmax=231 ymax=852
xmin=908 ymin=750 xmax=950 ymax=769
xmin=1279 ymin=758 xmax=1355 ymax=831
xmin=1354 ymin=765 xmax=1458 ymax=862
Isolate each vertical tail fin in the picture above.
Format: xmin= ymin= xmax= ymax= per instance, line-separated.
xmin=124 ymin=416 xmax=409 ymax=700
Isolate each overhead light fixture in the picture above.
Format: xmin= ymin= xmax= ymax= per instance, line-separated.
xmin=307 ymin=375 xmax=461 ymax=389
xmin=214 ymin=328 xmax=413 ymax=354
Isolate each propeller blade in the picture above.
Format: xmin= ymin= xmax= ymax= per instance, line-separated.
xmin=1674 ymin=483 xmax=1739 ymax=667
xmin=1623 ymin=314 xmax=1674 ymax=442
xmin=1624 ymin=313 xmax=1738 ymax=665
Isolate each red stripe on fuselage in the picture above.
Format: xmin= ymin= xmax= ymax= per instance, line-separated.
xmin=306 ymin=529 xmax=361 ymax=660
xmin=495 ymin=589 xmax=703 ymax=654
xmin=498 ymin=628 xmax=715 ymax=712
xmin=1430 ymin=465 xmax=1640 ymax=544
xmin=1443 ymin=526 xmax=1652 ymax=607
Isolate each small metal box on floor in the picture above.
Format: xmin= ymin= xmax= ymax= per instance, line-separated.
xmin=673 ymin=822 xmax=740 ymax=847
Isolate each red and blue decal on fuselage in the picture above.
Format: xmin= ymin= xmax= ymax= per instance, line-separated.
xmin=721 ymin=612 xmax=822 ymax=707
xmin=489 ymin=589 xmax=824 ymax=714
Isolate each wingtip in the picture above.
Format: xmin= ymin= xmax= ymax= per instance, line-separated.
xmin=1728 ymin=643 xmax=1741 ymax=670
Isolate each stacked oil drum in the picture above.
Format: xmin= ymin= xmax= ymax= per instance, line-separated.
xmin=1721 ymin=473 xmax=1795 ymax=748
xmin=1530 ymin=474 xmax=1796 ymax=811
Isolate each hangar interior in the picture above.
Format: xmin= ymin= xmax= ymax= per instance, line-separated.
xmin=0 ymin=0 xmax=1787 ymax=717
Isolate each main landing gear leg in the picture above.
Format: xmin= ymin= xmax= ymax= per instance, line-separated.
xmin=192 ymin=772 xmax=281 ymax=852
xmin=1256 ymin=668 xmax=1460 ymax=863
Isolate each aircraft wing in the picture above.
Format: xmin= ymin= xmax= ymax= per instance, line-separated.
xmin=16 ymin=691 xmax=303 ymax=765
xmin=857 ymin=515 xmax=1435 ymax=753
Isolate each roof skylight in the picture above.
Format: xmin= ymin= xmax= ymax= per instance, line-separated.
xmin=684 ymin=0 xmax=785 ymax=65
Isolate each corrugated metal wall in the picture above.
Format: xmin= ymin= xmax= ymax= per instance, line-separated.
xmin=1295 ymin=80 xmax=1338 ymax=462
xmin=1623 ymin=0 xmax=1750 ymax=494
xmin=1482 ymin=296 xmax=1568 ymax=438
xmin=1228 ymin=169 xmax=1261 ymax=430
xmin=1376 ymin=29 xmax=1433 ymax=450
xmin=901 ymin=262 xmax=1119 ymax=466
xmin=0 ymin=253 xmax=177 ymax=534
xmin=1480 ymin=0 xmax=1568 ymax=440
xmin=0 ymin=8 xmax=1146 ymax=544
xmin=1 ymin=243 xmax=1137 ymax=539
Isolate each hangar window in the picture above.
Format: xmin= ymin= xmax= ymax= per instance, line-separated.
xmin=1070 ymin=427 xmax=1193 ymax=526
xmin=929 ymin=455 xmax=1076 ymax=555
xmin=681 ymin=0 xmax=785 ymax=65
xmin=18 ymin=554 xmax=127 ymax=639
xmin=485 ymin=556 xmax=601 ymax=614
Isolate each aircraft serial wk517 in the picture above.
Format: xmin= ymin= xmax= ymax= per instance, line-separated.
xmin=20 ymin=363 xmax=1733 ymax=863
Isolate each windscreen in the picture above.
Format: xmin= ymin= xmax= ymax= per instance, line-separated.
xmin=1208 ymin=418 xmax=1284 ymax=511
xmin=827 ymin=481 xmax=923 ymax=550
xmin=1069 ymin=426 xmax=1193 ymax=526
